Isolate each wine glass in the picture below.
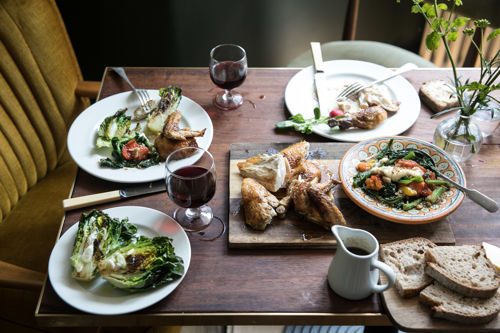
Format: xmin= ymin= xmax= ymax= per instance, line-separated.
xmin=209 ymin=44 xmax=248 ymax=110
xmin=165 ymin=147 xmax=216 ymax=231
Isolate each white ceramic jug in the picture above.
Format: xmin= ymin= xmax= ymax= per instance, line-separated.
xmin=327 ymin=225 xmax=395 ymax=300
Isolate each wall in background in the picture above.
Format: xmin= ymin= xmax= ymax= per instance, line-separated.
xmin=58 ymin=0 xmax=497 ymax=81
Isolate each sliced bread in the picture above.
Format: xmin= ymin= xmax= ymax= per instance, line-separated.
xmin=419 ymin=282 xmax=500 ymax=324
xmin=419 ymin=79 xmax=458 ymax=113
xmin=380 ymin=237 xmax=437 ymax=297
xmin=425 ymin=245 xmax=500 ymax=298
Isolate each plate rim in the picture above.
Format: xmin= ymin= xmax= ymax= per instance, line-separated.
xmin=338 ymin=136 xmax=466 ymax=224
xmin=284 ymin=60 xmax=421 ymax=142
xmin=67 ymin=90 xmax=213 ymax=183
xmin=48 ymin=206 xmax=191 ymax=315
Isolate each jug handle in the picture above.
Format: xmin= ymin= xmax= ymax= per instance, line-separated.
xmin=370 ymin=261 xmax=396 ymax=294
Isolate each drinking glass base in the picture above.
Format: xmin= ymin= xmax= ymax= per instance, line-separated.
xmin=214 ymin=90 xmax=243 ymax=110
xmin=173 ymin=206 xmax=213 ymax=231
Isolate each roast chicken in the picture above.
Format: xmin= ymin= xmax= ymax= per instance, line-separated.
xmin=154 ymin=110 xmax=206 ymax=160
xmin=241 ymin=178 xmax=280 ymax=231
xmin=328 ymin=105 xmax=387 ymax=130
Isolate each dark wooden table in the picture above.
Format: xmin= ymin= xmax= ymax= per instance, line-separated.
xmin=36 ymin=67 xmax=500 ymax=328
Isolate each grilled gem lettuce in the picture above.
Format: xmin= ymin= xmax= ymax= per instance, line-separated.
xmin=70 ymin=210 xmax=137 ymax=281
xmin=96 ymin=109 xmax=132 ymax=148
xmin=98 ymin=236 xmax=184 ymax=291
xmin=146 ymin=86 xmax=182 ymax=134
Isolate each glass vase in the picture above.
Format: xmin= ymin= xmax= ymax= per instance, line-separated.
xmin=434 ymin=113 xmax=482 ymax=162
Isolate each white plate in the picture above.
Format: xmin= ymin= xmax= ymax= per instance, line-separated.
xmin=67 ymin=90 xmax=214 ymax=183
xmin=48 ymin=206 xmax=191 ymax=315
xmin=284 ymin=60 xmax=420 ymax=142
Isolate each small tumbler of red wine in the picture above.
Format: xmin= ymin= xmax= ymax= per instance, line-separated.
xmin=165 ymin=147 xmax=216 ymax=231
xmin=209 ymin=44 xmax=247 ymax=110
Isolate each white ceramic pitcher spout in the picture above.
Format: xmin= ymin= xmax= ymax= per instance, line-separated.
xmin=327 ymin=225 xmax=395 ymax=300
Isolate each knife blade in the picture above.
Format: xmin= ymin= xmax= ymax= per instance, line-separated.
xmin=62 ymin=181 xmax=166 ymax=211
xmin=310 ymin=42 xmax=330 ymax=116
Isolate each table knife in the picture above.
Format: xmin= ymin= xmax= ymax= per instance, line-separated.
xmin=310 ymin=42 xmax=330 ymax=116
xmin=62 ymin=181 xmax=166 ymax=211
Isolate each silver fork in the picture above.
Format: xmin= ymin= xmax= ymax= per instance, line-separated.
xmin=336 ymin=62 xmax=418 ymax=100
xmin=111 ymin=67 xmax=153 ymax=113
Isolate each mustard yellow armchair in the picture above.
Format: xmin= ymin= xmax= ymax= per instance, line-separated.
xmin=0 ymin=0 xmax=99 ymax=331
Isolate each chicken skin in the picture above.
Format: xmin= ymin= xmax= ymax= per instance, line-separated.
xmin=154 ymin=110 xmax=205 ymax=160
xmin=290 ymin=178 xmax=346 ymax=229
xmin=241 ymin=178 xmax=280 ymax=231
xmin=280 ymin=141 xmax=310 ymax=170
xmin=328 ymin=105 xmax=387 ymax=130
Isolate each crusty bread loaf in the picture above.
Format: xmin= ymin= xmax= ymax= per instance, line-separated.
xmin=419 ymin=79 xmax=458 ymax=113
xmin=420 ymin=282 xmax=500 ymax=324
xmin=425 ymin=245 xmax=500 ymax=298
xmin=380 ymin=237 xmax=437 ymax=297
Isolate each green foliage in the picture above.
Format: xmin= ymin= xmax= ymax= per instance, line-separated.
xmin=96 ymin=109 xmax=132 ymax=148
xmin=398 ymin=0 xmax=500 ymax=145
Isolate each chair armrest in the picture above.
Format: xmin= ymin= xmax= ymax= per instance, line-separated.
xmin=0 ymin=260 xmax=45 ymax=291
xmin=75 ymin=80 xmax=100 ymax=99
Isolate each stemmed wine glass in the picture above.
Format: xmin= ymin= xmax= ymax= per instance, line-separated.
xmin=165 ymin=147 xmax=216 ymax=231
xmin=209 ymin=44 xmax=248 ymax=110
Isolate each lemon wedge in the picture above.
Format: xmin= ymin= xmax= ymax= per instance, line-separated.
xmin=482 ymin=242 xmax=500 ymax=272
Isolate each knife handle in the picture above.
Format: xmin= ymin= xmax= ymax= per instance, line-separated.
xmin=62 ymin=190 xmax=121 ymax=211
xmin=310 ymin=42 xmax=325 ymax=72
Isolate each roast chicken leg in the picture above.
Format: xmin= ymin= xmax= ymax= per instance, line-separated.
xmin=328 ymin=105 xmax=387 ymax=130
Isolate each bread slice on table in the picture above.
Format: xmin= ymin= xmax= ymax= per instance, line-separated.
xmin=380 ymin=237 xmax=437 ymax=297
xmin=419 ymin=282 xmax=500 ymax=324
xmin=425 ymin=245 xmax=500 ymax=298
xmin=419 ymin=79 xmax=458 ymax=113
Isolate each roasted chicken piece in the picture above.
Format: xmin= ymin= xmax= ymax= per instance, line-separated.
xmin=237 ymin=153 xmax=287 ymax=192
xmin=155 ymin=135 xmax=198 ymax=160
xmin=241 ymin=178 xmax=280 ymax=231
xmin=280 ymin=141 xmax=310 ymax=170
xmin=154 ymin=110 xmax=205 ymax=160
xmin=290 ymin=178 xmax=346 ymax=229
xmin=163 ymin=110 xmax=206 ymax=140
xmin=328 ymin=105 xmax=387 ymax=130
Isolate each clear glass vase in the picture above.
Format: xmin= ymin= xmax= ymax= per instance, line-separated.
xmin=434 ymin=113 xmax=483 ymax=162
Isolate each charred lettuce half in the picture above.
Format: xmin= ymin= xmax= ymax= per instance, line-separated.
xmin=70 ymin=210 xmax=137 ymax=281
xmin=98 ymin=236 xmax=184 ymax=291
xmin=146 ymin=86 xmax=182 ymax=134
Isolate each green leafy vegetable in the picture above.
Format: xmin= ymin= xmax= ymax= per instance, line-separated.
xmin=403 ymin=198 xmax=423 ymax=211
xmin=398 ymin=175 xmax=424 ymax=184
xmin=98 ymin=133 xmax=161 ymax=169
xmin=96 ymin=109 xmax=132 ymax=148
xmin=353 ymin=170 xmax=372 ymax=188
xmin=70 ymin=210 xmax=137 ymax=281
xmin=147 ymin=86 xmax=182 ymax=134
xmin=98 ymin=236 xmax=184 ymax=291
xmin=426 ymin=185 xmax=448 ymax=203
xmin=275 ymin=107 xmax=329 ymax=134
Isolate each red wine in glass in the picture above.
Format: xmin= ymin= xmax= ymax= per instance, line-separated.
xmin=165 ymin=147 xmax=217 ymax=231
xmin=168 ymin=166 xmax=216 ymax=208
xmin=209 ymin=44 xmax=247 ymax=110
xmin=210 ymin=61 xmax=247 ymax=90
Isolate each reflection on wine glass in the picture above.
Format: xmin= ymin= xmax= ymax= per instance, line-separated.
xmin=209 ymin=44 xmax=247 ymax=110
xmin=165 ymin=147 xmax=216 ymax=231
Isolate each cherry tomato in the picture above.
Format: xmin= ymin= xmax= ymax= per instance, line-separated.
xmin=329 ymin=109 xmax=344 ymax=117
xmin=395 ymin=159 xmax=426 ymax=173
xmin=121 ymin=140 xmax=150 ymax=162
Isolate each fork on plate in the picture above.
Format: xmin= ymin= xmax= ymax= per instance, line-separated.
xmin=111 ymin=67 xmax=154 ymax=114
xmin=336 ymin=62 xmax=418 ymax=100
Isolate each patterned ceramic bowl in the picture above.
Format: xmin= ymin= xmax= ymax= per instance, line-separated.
xmin=339 ymin=136 xmax=465 ymax=224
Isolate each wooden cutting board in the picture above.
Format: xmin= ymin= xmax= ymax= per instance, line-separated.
xmin=380 ymin=275 xmax=500 ymax=331
xmin=228 ymin=142 xmax=456 ymax=249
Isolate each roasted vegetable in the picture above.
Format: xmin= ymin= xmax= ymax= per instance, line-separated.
xmin=98 ymin=132 xmax=161 ymax=169
xmin=98 ymin=236 xmax=184 ymax=291
xmin=96 ymin=109 xmax=132 ymax=148
xmin=70 ymin=210 xmax=137 ymax=281
xmin=147 ymin=86 xmax=182 ymax=134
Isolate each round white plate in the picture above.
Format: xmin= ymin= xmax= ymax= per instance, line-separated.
xmin=284 ymin=60 xmax=420 ymax=142
xmin=48 ymin=206 xmax=191 ymax=315
xmin=67 ymin=90 xmax=214 ymax=183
